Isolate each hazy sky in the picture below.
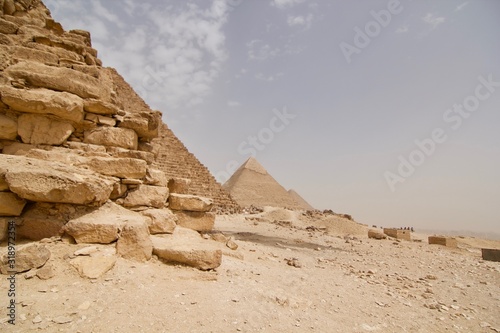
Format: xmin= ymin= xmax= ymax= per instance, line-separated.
xmin=45 ymin=0 xmax=500 ymax=233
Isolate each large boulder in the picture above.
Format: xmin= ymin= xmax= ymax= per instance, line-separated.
xmin=15 ymin=203 xmax=70 ymax=241
xmin=18 ymin=113 xmax=74 ymax=145
xmin=0 ymin=85 xmax=84 ymax=123
xmin=5 ymin=61 xmax=107 ymax=99
xmin=123 ymin=185 xmax=169 ymax=209
xmin=83 ymin=99 xmax=120 ymax=115
xmin=116 ymin=220 xmax=152 ymax=262
xmin=64 ymin=202 xmax=145 ymax=244
xmin=78 ymin=157 xmax=147 ymax=179
xmin=118 ymin=111 xmax=161 ymax=140
xmin=141 ymin=208 xmax=177 ymax=234
xmin=151 ymin=227 xmax=222 ymax=270
xmin=368 ymin=229 xmax=387 ymax=240
xmin=169 ymin=194 xmax=213 ymax=212
xmin=0 ymin=114 xmax=17 ymax=140
xmin=0 ymin=191 xmax=26 ymax=216
xmin=0 ymin=243 xmax=50 ymax=274
xmin=1 ymin=155 xmax=115 ymax=206
xmin=173 ymin=211 xmax=215 ymax=232
xmin=84 ymin=127 xmax=138 ymax=150
xmin=144 ymin=168 xmax=168 ymax=186
xmin=167 ymin=178 xmax=191 ymax=194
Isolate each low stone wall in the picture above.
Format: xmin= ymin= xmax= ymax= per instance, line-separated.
xmin=383 ymin=228 xmax=411 ymax=241
xmin=428 ymin=236 xmax=457 ymax=248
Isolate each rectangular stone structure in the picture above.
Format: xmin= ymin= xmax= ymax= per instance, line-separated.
xmin=428 ymin=236 xmax=457 ymax=248
xmin=383 ymin=228 xmax=411 ymax=241
xmin=482 ymin=248 xmax=500 ymax=262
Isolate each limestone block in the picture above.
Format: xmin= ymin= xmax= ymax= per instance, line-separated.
xmin=118 ymin=111 xmax=160 ymax=140
xmin=5 ymin=61 xmax=107 ymax=99
xmin=84 ymin=127 xmax=138 ymax=150
xmin=107 ymin=147 xmax=154 ymax=165
xmin=482 ymin=248 xmax=500 ymax=262
xmin=0 ymin=218 xmax=8 ymax=242
xmin=11 ymin=45 xmax=59 ymax=65
xmin=85 ymin=113 xmax=116 ymax=127
xmin=0 ymin=85 xmax=84 ymax=123
xmin=110 ymin=182 xmax=127 ymax=199
xmin=428 ymin=236 xmax=457 ymax=248
xmin=151 ymin=227 xmax=222 ymax=270
xmin=0 ymin=192 xmax=26 ymax=216
xmin=0 ymin=18 xmax=18 ymax=34
xmin=70 ymin=255 xmax=116 ymax=279
xmin=173 ymin=211 xmax=215 ymax=232
xmin=0 ymin=243 xmax=50 ymax=274
xmin=0 ymin=113 xmax=17 ymax=140
xmin=79 ymin=157 xmax=147 ymax=179
xmin=15 ymin=203 xmax=67 ymax=241
xmin=141 ymin=208 xmax=177 ymax=234
xmin=1 ymin=155 xmax=115 ymax=206
xmin=64 ymin=202 xmax=145 ymax=244
xmin=18 ymin=114 xmax=74 ymax=145
xmin=144 ymin=168 xmax=168 ymax=186
xmin=368 ymin=229 xmax=387 ymax=240
xmin=167 ymin=178 xmax=191 ymax=194
xmin=116 ymin=219 xmax=153 ymax=262
xmin=383 ymin=228 xmax=411 ymax=241
xmin=169 ymin=194 xmax=213 ymax=212
xmin=123 ymin=185 xmax=169 ymax=209
xmin=83 ymin=99 xmax=120 ymax=115
xmin=3 ymin=0 xmax=15 ymax=15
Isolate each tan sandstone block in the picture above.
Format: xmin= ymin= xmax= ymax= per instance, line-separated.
xmin=18 ymin=114 xmax=74 ymax=145
xmin=173 ymin=211 xmax=215 ymax=232
xmin=0 ymin=113 xmax=17 ymax=140
xmin=169 ymin=194 xmax=213 ymax=212
xmin=0 ymin=192 xmax=26 ymax=216
xmin=84 ymin=127 xmax=138 ymax=150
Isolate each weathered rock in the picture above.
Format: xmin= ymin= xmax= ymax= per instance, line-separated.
xmin=69 ymin=255 xmax=116 ymax=279
xmin=141 ymin=208 xmax=177 ymax=234
xmin=151 ymin=227 xmax=222 ymax=270
xmin=15 ymin=203 xmax=67 ymax=241
xmin=73 ymin=246 xmax=98 ymax=256
xmin=85 ymin=113 xmax=116 ymax=126
xmin=3 ymin=0 xmax=15 ymax=15
xmin=116 ymin=220 xmax=153 ymax=262
xmin=1 ymin=155 xmax=115 ymax=205
xmin=36 ymin=263 xmax=55 ymax=280
xmin=64 ymin=202 xmax=144 ymax=244
xmin=83 ymin=98 xmax=120 ymax=115
xmin=79 ymin=157 xmax=147 ymax=179
xmin=368 ymin=229 xmax=387 ymax=240
xmin=10 ymin=45 xmax=59 ymax=65
xmin=0 ymin=113 xmax=17 ymax=140
xmin=18 ymin=114 xmax=74 ymax=145
xmin=428 ymin=236 xmax=457 ymax=248
xmin=0 ymin=243 xmax=50 ymax=274
xmin=2 ymin=142 xmax=35 ymax=155
xmin=226 ymin=239 xmax=239 ymax=250
xmin=0 ymin=85 xmax=84 ymax=123
xmin=123 ymin=185 xmax=169 ymax=209
xmin=167 ymin=178 xmax=191 ymax=194
xmin=0 ymin=172 xmax=8 ymax=191
xmin=169 ymin=194 xmax=213 ymax=212
xmin=0 ymin=17 xmax=18 ymax=34
xmin=110 ymin=182 xmax=127 ymax=199
xmin=173 ymin=210 xmax=215 ymax=232
xmin=84 ymin=127 xmax=138 ymax=150
xmin=5 ymin=61 xmax=107 ymax=99
xmin=118 ymin=111 xmax=161 ymax=140
xmin=0 ymin=191 xmax=26 ymax=216
xmin=144 ymin=168 xmax=167 ymax=186
xmin=107 ymin=147 xmax=155 ymax=165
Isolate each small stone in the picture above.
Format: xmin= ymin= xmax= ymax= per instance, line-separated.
xmin=36 ymin=264 xmax=55 ymax=280
xmin=78 ymin=301 xmax=91 ymax=311
xmin=25 ymin=270 xmax=37 ymax=279
xmin=74 ymin=246 xmax=98 ymax=256
xmin=226 ymin=239 xmax=238 ymax=251
xmin=32 ymin=315 xmax=42 ymax=324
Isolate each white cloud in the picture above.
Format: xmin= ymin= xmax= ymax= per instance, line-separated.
xmin=455 ymin=2 xmax=469 ymax=11
xmin=247 ymin=39 xmax=281 ymax=61
xmin=396 ymin=25 xmax=409 ymax=34
xmin=271 ymin=0 xmax=306 ymax=9
xmin=422 ymin=13 xmax=446 ymax=30
xmin=287 ymin=13 xmax=314 ymax=30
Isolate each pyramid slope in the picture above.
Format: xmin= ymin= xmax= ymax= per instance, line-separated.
xmin=288 ymin=189 xmax=314 ymax=210
xmin=223 ymin=157 xmax=304 ymax=209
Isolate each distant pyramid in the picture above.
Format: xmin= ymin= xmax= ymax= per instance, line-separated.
xmin=223 ymin=157 xmax=311 ymax=210
xmin=288 ymin=189 xmax=314 ymax=210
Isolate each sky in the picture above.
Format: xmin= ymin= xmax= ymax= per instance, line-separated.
xmin=44 ymin=0 xmax=500 ymax=234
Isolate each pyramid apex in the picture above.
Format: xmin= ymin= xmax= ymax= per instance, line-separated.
xmin=242 ymin=156 xmax=267 ymax=175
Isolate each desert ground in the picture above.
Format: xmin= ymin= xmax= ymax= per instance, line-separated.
xmin=1 ymin=209 xmax=499 ymax=333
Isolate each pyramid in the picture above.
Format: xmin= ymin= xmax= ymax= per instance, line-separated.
xmin=223 ymin=157 xmax=311 ymax=209
xmin=288 ymin=189 xmax=314 ymax=210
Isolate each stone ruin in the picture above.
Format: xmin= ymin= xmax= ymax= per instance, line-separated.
xmin=428 ymin=235 xmax=457 ymax=248
xmin=383 ymin=228 xmax=411 ymax=241
xmin=0 ymin=0 xmax=239 ymax=274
